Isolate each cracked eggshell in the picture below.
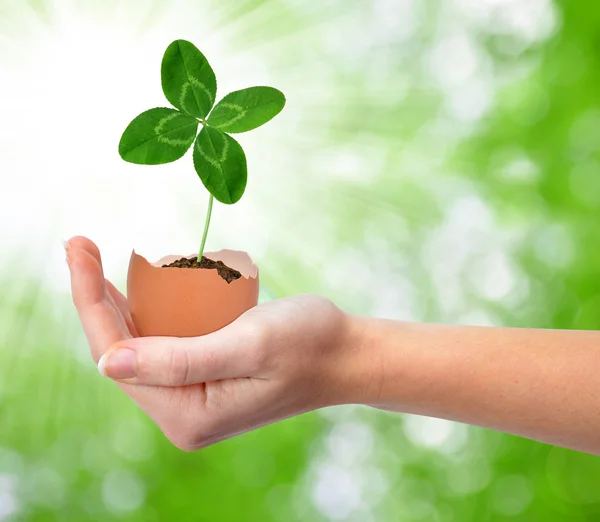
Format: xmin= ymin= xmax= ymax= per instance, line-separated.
xmin=127 ymin=249 xmax=259 ymax=337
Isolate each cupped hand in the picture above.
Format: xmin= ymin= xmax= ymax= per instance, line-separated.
xmin=66 ymin=236 xmax=373 ymax=450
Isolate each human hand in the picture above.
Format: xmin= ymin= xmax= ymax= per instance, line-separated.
xmin=66 ymin=236 xmax=375 ymax=450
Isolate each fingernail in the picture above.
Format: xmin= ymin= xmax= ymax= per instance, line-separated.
xmin=98 ymin=349 xmax=137 ymax=379
xmin=63 ymin=240 xmax=71 ymax=267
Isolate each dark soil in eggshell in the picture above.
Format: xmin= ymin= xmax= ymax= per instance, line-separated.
xmin=162 ymin=256 xmax=242 ymax=283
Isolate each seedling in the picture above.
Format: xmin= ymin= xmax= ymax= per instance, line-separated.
xmin=119 ymin=40 xmax=285 ymax=262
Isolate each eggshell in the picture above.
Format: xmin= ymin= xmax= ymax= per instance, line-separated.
xmin=127 ymin=249 xmax=259 ymax=337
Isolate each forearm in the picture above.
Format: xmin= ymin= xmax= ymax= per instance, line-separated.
xmin=346 ymin=314 xmax=600 ymax=455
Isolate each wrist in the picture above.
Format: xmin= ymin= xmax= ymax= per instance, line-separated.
xmin=334 ymin=312 xmax=389 ymax=406
xmin=337 ymin=314 xmax=434 ymax=412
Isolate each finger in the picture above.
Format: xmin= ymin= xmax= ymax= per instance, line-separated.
xmin=66 ymin=237 xmax=184 ymax=438
xmin=67 ymin=238 xmax=132 ymax=362
xmin=106 ymin=279 xmax=139 ymax=338
xmin=67 ymin=236 xmax=103 ymax=274
xmin=98 ymin=325 xmax=258 ymax=386
xmin=67 ymin=236 xmax=138 ymax=337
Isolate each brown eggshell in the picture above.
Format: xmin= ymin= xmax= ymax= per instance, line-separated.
xmin=127 ymin=249 xmax=259 ymax=337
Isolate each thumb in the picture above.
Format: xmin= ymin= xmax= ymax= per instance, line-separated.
xmin=98 ymin=327 xmax=255 ymax=386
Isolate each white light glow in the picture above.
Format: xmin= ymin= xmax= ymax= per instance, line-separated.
xmin=0 ymin=2 xmax=281 ymax=292
xmin=403 ymin=414 xmax=468 ymax=453
xmin=101 ymin=469 xmax=145 ymax=513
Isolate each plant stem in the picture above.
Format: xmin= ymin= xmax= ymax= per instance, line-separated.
xmin=198 ymin=194 xmax=214 ymax=262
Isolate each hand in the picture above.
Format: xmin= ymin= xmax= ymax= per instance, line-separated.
xmin=66 ymin=236 xmax=373 ymax=450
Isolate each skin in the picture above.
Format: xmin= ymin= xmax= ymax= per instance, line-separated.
xmin=66 ymin=236 xmax=600 ymax=454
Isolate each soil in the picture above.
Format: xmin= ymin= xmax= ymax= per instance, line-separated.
xmin=162 ymin=256 xmax=242 ymax=283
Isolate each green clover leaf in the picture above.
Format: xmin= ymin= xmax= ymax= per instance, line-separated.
xmin=161 ymin=40 xmax=217 ymax=119
xmin=207 ymin=86 xmax=286 ymax=133
xmin=119 ymin=108 xmax=198 ymax=165
xmin=193 ymin=126 xmax=247 ymax=205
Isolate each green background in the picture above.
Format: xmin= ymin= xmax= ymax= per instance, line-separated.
xmin=0 ymin=0 xmax=599 ymax=520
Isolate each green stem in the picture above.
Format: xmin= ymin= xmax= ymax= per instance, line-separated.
xmin=198 ymin=194 xmax=214 ymax=262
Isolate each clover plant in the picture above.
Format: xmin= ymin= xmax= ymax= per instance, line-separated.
xmin=119 ymin=40 xmax=285 ymax=261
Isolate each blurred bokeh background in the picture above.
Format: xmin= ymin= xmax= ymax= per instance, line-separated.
xmin=1 ymin=0 xmax=599 ymax=520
